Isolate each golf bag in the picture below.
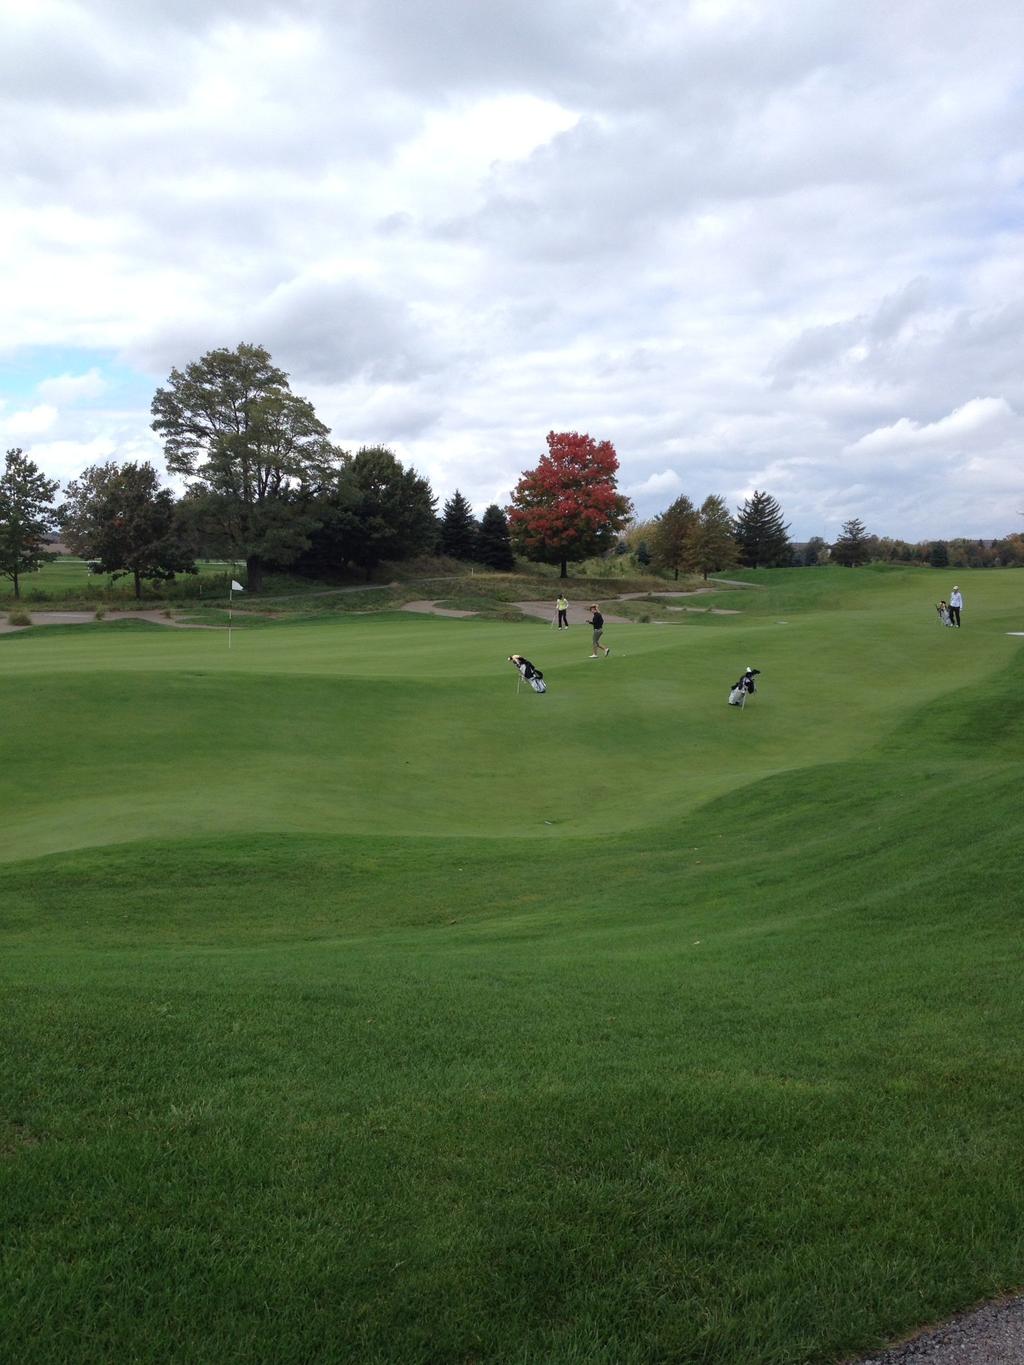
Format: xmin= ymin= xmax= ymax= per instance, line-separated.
xmin=728 ymin=667 xmax=760 ymax=707
xmin=936 ymin=604 xmax=953 ymax=627
xmin=512 ymin=656 xmax=547 ymax=693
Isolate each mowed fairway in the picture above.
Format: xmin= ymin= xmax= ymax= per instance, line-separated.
xmin=2 ymin=568 xmax=1023 ymax=1363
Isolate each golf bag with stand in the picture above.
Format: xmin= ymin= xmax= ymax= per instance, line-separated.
xmin=728 ymin=667 xmax=760 ymax=707
xmin=510 ymin=655 xmax=547 ymax=693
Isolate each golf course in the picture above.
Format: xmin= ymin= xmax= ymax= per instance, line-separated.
xmin=2 ymin=564 xmax=1023 ymax=1364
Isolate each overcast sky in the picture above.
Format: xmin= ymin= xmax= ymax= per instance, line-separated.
xmin=2 ymin=0 xmax=1023 ymax=539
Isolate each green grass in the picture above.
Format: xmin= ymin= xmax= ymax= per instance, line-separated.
xmin=2 ymin=567 xmax=1023 ymax=1362
xmin=2 ymin=557 xmax=242 ymax=606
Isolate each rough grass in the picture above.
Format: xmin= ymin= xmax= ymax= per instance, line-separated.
xmin=1 ymin=567 xmax=1023 ymax=1363
xmin=1 ymin=557 xmax=236 ymax=605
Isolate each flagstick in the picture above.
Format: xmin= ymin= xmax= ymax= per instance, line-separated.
xmin=227 ymin=565 xmax=245 ymax=650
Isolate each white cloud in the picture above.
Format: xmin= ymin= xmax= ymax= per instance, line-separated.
xmin=0 ymin=404 xmax=59 ymax=438
xmin=2 ymin=0 xmax=1024 ymax=539
xmin=629 ymin=470 xmax=683 ymax=498
xmin=36 ymin=368 xmax=108 ymax=403
xmin=845 ymin=398 xmax=1016 ymax=455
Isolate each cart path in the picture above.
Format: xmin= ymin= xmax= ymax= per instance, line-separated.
xmin=851 ymin=1291 xmax=1024 ymax=1364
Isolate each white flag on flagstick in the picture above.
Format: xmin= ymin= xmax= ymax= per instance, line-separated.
xmin=231 ymin=580 xmax=245 ymax=592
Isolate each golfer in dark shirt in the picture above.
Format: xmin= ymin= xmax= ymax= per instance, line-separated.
xmin=587 ymin=605 xmax=610 ymax=657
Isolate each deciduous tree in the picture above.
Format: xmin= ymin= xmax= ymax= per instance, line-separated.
xmin=151 ymin=343 xmax=339 ymax=592
xmin=60 ymin=461 xmax=195 ymax=599
xmin=298 ymin=447 xmax=437 ymax=578
xmin=651 ymin=495 xmax=697 ymax=580
xmin=802 ymin=535 xmax=828 ymax=566
xmin=688 ymin=494 xmax=736 ymax=581
xmin=507 ymin=431 xmax=631 ymax=578
xmin=0 ymin=448 xmax=60 ymax=599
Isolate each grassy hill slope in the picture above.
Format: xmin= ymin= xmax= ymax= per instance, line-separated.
xmin=1 ymin=567 xmax=1022 ymax=1363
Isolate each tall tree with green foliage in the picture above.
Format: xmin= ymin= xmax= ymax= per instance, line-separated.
xmin=802 ymin=535 xmax=829 ymax=566
xmin=440 ymin=490 xmax=479 ymax=560
xmin=0 ymin=448 xmax=60 ymax=599
xmin=735 ymin=489 xmax=792 ymax=568
xmin=297 ymin=446 xmax=437 ymax=578
xmin=688 ymin=494 xmax=736 ymax=581
xmin=60 ymin=461 xmax=196 ymax=599
xmin=929 ymin=540 xmax=949 ymax=568
xmin=651 ymin=495 xmax=697 ymax=579
xmin=476 ymin=504 xmax=515 ymax=570
xmin=507 ymin=431 xmax=631 ymax=578
xmin=150 ymin=343 xmax=339 ymax=592
xmin=831 ymin=517 xmax=872 ymax=567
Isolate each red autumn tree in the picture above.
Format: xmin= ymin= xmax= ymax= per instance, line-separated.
xmin=507 ymin=431 xmax=632 ymax=579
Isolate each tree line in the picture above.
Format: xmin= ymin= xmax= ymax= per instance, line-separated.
xmin=0 ymin=344 xmax=520 ymax=599
xmin=1 ymin=342 xmax=1021 ymax=598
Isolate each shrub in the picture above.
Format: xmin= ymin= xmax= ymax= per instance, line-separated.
xmin=8 ymin=610 xmax=31 ymax=626
xmin=94 ymin=608 xmax=106 ymax=621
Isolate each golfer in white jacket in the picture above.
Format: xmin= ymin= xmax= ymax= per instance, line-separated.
xmin=949 ymin=586 xmax=963 ymax=628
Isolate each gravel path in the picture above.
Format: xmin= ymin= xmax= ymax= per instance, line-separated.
xmin=852 ymin=1293 xmax=1024 ymax=1364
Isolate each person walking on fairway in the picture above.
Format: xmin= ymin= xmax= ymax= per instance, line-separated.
xmin=949 ymin=585 xmax=963 ymax=627
xmin=587 ymin=604 xmax=610 ymax=658
xmin=555 ymin=593 xmax=569 ymax=629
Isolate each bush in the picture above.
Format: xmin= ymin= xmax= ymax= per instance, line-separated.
xmin=94 ymin=608 xmax=106 ymax=621
xmin=8 ymin=610 xmax=31 ymax=626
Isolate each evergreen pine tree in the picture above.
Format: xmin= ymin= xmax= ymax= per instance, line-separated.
xmin=440 ymin=489 xmax=479 ymax=560
xmin=688 ymin=494 xmax=737 ymax=581
xmin=929 ymin=540 xmax=949 ymax=568
xmin=476 ymin=504 xmax=515 ymax=570
xmin=734 ymin=489 xmax=792 ymax=568
xmin=635 ymin=541 xmax=651 ymax=568
xmin=831 ymin=517 xmax=871 ymax=567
